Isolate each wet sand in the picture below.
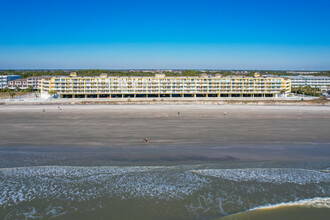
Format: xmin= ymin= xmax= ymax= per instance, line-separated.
xmin=0 ymin=105 xmax=329 ymax=165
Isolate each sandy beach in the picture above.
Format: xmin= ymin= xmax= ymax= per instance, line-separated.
xmin=0 ymin=104 xmax=329 ymax=166
xmin=0 ymin=105 xmax=329 ymax=220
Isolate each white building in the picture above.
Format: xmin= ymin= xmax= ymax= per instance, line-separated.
xmin=0 ymin=75 xmax=21 ymax=89
xmin=285 ymin=76 xmax=330 ymax=90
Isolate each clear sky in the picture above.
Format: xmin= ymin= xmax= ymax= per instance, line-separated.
xmin=0 ymin=0 xmax=329 ymax=70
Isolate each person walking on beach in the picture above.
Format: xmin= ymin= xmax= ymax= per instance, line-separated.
xmin=143 ymin=138 xmax=149 ymax=144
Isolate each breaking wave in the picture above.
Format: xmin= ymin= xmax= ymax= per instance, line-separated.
xmin=249 ymin=197 xmax=330 ymax=210
xmin=1 ymin=166 xmax=329 ymax=219
xmin=0 ymin=166 xmax=209 ymax=207
xmin=192 ymin=168 xmax=330 ymax=184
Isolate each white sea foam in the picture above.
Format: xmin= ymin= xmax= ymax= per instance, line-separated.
xmin=0 ymin=166 xmax=209 ymax=207
xmin=249 ymin=197 xmax=330 ymax=210
xmin=192 ymin=168 xmax=330 ymax=185
xmin=1 ymin=165 xmax=329 ymax=216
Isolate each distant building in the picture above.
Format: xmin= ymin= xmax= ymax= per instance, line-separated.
xmin=287 ymin=71 xmax=320 ymax=75
xmin=285 ymin=75 xmax=330 ymax=90
xmin=262 ymin=75 xmax=276 ymax=78
xmin=100 ymin=73 xmax=108 ymax=78
xmin=41 ymin=74 xmax=291 ymax=98
xmin=70 ymin=72 xmax=77 ymax=77
xmin=232 ymin=71 xmax=249 ymax=75
xmin=0 ymin=75 xmax=21 ymax=89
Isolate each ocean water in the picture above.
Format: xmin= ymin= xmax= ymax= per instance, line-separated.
xmin=0 ymin=163 xmax=329 ymax=219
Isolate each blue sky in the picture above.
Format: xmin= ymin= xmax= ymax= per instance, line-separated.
xmin=0 ymin=0 xmax=329 ymax=70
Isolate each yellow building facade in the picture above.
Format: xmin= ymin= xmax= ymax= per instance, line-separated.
xmin=41 ymin=74 xmax=291 ymax=98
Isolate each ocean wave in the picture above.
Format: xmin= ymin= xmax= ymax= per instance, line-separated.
xmin=249 ymin=197 xmax=330 ymax=210
xmin=1 ymin=165 xmax=329 ymax=217
xmin=0 ymin=166 xmax=209 ymax=207
xmin=192 ymin=168 xmax=330 ymax=185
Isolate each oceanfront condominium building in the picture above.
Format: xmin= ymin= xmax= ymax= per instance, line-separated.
xmin=8 ymin=76 xmax=52 ymax=90
xmin=0 ymin=75 xmax=21 ymax=89
xmin=285 ymin=75 xmax=330 ymax=90
xmin=41 ymin=73 xmax=291 ymax=98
